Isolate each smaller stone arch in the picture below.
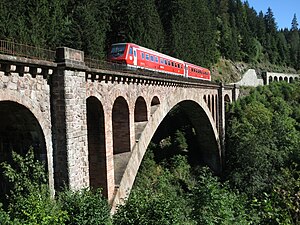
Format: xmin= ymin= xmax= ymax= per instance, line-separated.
xmin=150 ymin=96 xmax=160 ymax=115
xmin=224 ymin=94 xmax=231 ymax=112
xmin=274 ymin=76 xmax=278 ymax=82
xmin=112 ymin=96 xmax=130 ymax=154
xmin=112 ymin=96 xmax=131 ymax=185
xmin=284 ymin=77 xmax=288 ymax=82
xmin=86 ymin=96 xmax=107 ymax=197
xmin=289 ymin=77 xmax=294 ymax=83
xmin=279 ymin=76 xmax=283 ymax=81
xmin=134 ymin=96 xmax=148 ymax=141
xmin=203 ymin=95 xmax=207 ymax=103
xmin=207 ymin=95 xmax=211 ymax=112
xmin=224 ymin=94 xmax=231 ymax=103
xmin=269 ymin=76 xmax=273 ymax=84
xmin=134 ymin=96 xmax=148 ymax=122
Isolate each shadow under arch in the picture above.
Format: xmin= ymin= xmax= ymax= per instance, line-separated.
xmin=150 ymin=96 xmax=160 ymax=115
xmin=112 ymin=96 xmax=131 ymax=185
xmin=86 ymin=96 xmax=107 ymax=197
xmin=175 ymin=100 xmax=221 ymax=172
xmin=0 ymin=100 xmax=47 ymax=203
xmin=134 ymin=96 xmax=148 ymax=141
xmin=151 ymin=99 xmax=221 ymax=173
xmin=134 ymin=96 xmax=148 ymax=122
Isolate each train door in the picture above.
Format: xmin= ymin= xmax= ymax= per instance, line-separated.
xmin=184 ymin=64 xmax=188 ymax=78
xmin=133 ymin=47 xmax=137 ymax=66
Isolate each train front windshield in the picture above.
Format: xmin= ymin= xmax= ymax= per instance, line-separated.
xmin=110 ymin=44 xmax=126 ymax=57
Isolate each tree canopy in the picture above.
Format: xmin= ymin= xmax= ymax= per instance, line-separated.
xmin=0 ymin=0 xmax=299 ymax=70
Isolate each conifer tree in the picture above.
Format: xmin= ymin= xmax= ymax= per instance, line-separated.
xmin=291 ymin=14 xmax=299 ymax=31
xmin=217 ymin=0 xmax=233 ymax=58
xmin=264 ymin=8 xmax=279 ymax=64
xmin=62 ymin=0 xmax=111 ymax=58
xmin=289 ymin=14 xmax=300 ymax=69
xmin=109 ymin=0 xmax=164 ymax=51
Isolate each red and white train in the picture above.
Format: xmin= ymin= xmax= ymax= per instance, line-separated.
xmin=108 ymin=43 xmax=211 ymax=81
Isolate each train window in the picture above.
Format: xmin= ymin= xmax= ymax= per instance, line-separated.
xmin=134 ymin=50 xmax=137 ymax=57
xmin=171 ymin=62 xmax=174 ymax=67
xmin=110 ymin=44 xmax=126 ymax=57
xmin=141 ymin=52 xmax=144 ymax=59
xmin=168 ymin=61 xmax=170 ymax=66
xmin=129 ymin=47 xmax=133 ymax=55
xmin=160 ymin=58 xmax=164 ymax=64
xmin=165 ymin=60 xmax=167 ymax=65
xmin=150 ymin=55 xmax=154 ymax=61
xmin=155 ymin=57 xmax=158 ymax=63
xmin=146 ymin=54 xmax=149 ymax=60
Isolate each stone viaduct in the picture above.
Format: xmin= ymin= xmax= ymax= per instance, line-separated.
xmin=263 ymin=72 xmax=299 ymax=85
xmin=0 ymin=46 xmax=239 ymax=210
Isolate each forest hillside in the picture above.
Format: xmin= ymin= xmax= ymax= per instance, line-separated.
xmin=0 ymin=0 xmax=299 ymax=82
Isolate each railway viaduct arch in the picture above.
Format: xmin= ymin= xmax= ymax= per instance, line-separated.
xmin=0 ymin=46 xmax=239 ymax=210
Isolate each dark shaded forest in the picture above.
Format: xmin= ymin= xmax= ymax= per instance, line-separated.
xmin=0 ymin=0 xmax=299 ymax=70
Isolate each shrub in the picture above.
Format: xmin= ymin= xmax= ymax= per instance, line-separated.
xmin=113 ymin=188 xmax=193 ymax=225
xmin=1 ymin=148 xmax=68 ymax=224
xmin=191 ymin=167 xmax=255 ymax=224
xmin=0 ymin=203 xmax=13 ymax=225
xmin=58 ymin=188 xmax=111 ymax=225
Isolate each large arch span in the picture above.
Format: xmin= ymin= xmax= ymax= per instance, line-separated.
xmin=111 ymin=91 xmax=220 ymax=209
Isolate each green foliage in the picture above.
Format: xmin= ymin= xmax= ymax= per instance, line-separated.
xmin=8 ymin=186 xmax=68 ymax=225
xmin=0 ymin=203 xmax=13 ymax=225
xmin=109 ymin=0 xmax=164 ymax=51
xmin=192 ymin=167 xmax=255 ymax=224
xmin=251 ymin=165 xmax=300 ymax=224
xmin=226 ymin=81 xmax=300 ymax=223
xmin=1 ymin=148 xmax=68 ymax=224
xmin=0 ymin=148 xmax=111 ymax=224
xmin=58 ymin=188 xmax=111 ymax=225
xmin=1 ymin=148 xmax=47 ymax=197
xmin=174 ymin=130 xmax=188 ymax=152
xmin=63 ymin=0 xmax=111 ymax=58
xmin=113 ymin=188 xmax=191 ymax=225
xmin=0 ymin=0 xmax=300 ymax=70
xmin=113 ymin=152 xmax=194 ymax=224
xmin=114 ymin=142 xmax=254 ymax=224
